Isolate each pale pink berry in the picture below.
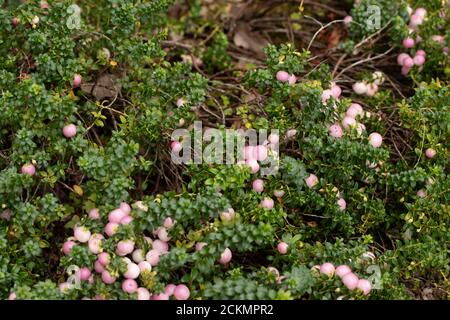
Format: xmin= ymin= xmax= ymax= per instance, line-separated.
xmin=195 ymin=242 xmax=207 ymax=251
xmin=397 ymin=53 xmax=410 ymax=66
xmin=11 ymin=17 xmax=19 ymax=27
xmin=132 ymin=249 xmax=145 ymax=263
xmin=414 ymin=8 xmax=427 ymax=19
xmin=105 ymin=222 xmax=119 ymax=237
xmin=356 ymin=123 xmax=366 ymax=136
xmin=108 ymin=208 xmax=126 ymax=223
xmin=73 ymin=74 xmax=82 ymax=88
xmin=277 ymin=242 xmax=288 ymax=254
xmin=252 ymin=179 xmax=264 ymax=193
xmin=40 ymin=1 xmax=49 ymax=9
xmin=165 ymin=284 xmax=177 ymax=296
xmin=346 ymin=103 xmax=364 ymax=118
xmin=401 ymin=65 xmax=412 ymax=76
xmin=124 ymin=262 xmax=140 ymax=279
xmin=136 ymin=287 xmax=151 ymax=300
xmin=413 ymin=55 xmax=426 ymax=66
xmin=63 ymin=124 xmax=77 ymax=138
xmin=274 ymin=190 xmax=285 ymax=198
xmin=337 ymin=198 xmax=347 ymax=211
xmin=163 ymin=217 xmax=174 ymax=229
xmin=343 ymin=15 xmax=353 ymax=25
xmin=151 ymin=293 xmax=169 ymax=300
xmin=171 ymin=141 xmax=182 ymax=153
xmin=416 ymin=189 xmax=426 ymax=198
xmin=286 ymin=129 xmax=297 ymax=139
xmin=220 ymin=210 xmax=235 ymax=222
xmin=243 ymin=145 xmax=256 ymax=160
xmin=122 ymin=279 xmax=138 ymax=293
xmin=120 ymin=215 xmax=133 ymax=225
xmin=88 ymin=234 xmax=103 ymax=254
xmin=119 ymin=202 xmax=131 ymax=215
xmin=342 ymin=273 xmax=359 ymax=290
xmin=409 ymin=14 xmax=423 ymax=28
xmin=74 ymin=226 xmax=91 ymax=243
xmin=305 ymin=174 xmax=319 ymax=188
xmin=353 ymin=82 xmax=367 ymax=95
xmin=116 ymin=240 xmax=135 ymax=256
xmin=98 ymin=252 xmax=110 ymax=266
xmin=8 ymin=292 xmax=16 ymax=300
xmin=245 ymin=158 xmax=260 ymax=174
xmin=368 ymin=132 xmax=383 ymax=148
xmin=176 ymin=98 xmax=185 ymax=107
xmin=357 ymin=279 xmax=372 ymax=295
xmin=366 ymin=83 xmax=378 ymax=97
xmin=335 ymin=265 xmax=352 ymax=278
xmin=403 ymin=38 xmax=415 ymax=49
xmin=62 ymin=240 xmax=76 ymax=255
xmin=21 ymin=163 xmax=36 ymax=176
xmin=268 ymin=133 xmax=280 ymax=145
xmin=416 ymin=50 xmax=426 ymax=57
xmin=157 ymin=227 xmax=171 ymax=242
xmin=174 ymin=284 xmax=190 ymax=300
xmin=320 ymin=263 xmax=335 ymax=276
xmin=425 ymin=148 xmax=436 ymax=158
xmin=328 ymin=124 xmax=343 ymax=138
xmin=255 ymin=145 xmax=268 ymax=161
xmin=432 ymin=35 xmax=444 ymax=44
xmin=88 ymin=208 xmax=100 ymax=220
xmin=288 ymin=74 xmax=297 ymax=85
xmin=322 ymin=89 xmax=333 ymax=104
xmin=59 ymin=282 xmax=72 ymax=293
xmin=138 ymin=261 xmax=152 ymax=273
xmin=94 ymin=260 xmax=105 ymax=273
xmin=145 ymin=249 xmax=161 ymax=266
xmin=152 ymin=239 xmax=169 ymax=254
xmin=79 ymin=267 xmax=91 ymax=281
xmin=261 ymin=197 xmax=274 ymax=210
xmin=219 ymin=248 xmax=232 ymax=265
xmin=330 ymin=84 xmax=342 ymax=99
xmin=403 ymin=57 xmax=414 ymax=68
xmin=276 ymin=70 xmax=290 ymax=82
xmin=134 ymin=201 xmax=148 ymax=212
xmin=101 ymin=271 xmax=116 ymax=284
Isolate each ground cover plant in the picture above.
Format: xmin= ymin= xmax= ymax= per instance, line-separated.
xmin=0 ymin=0 xmax=449 ymax=300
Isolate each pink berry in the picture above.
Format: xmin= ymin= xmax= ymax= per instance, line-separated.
xmin=328 ymin=124 xmax=343 ymax=138
xmin=330 ymin=84 xmax=342 ymax=99
xmin=163 ymin=217 xmax=174 ymax=229
xmin=108 ymin=208 xmax=126 ymax=223
xmin=116 ymin=240 xmax=135 ymax=256
xmin=11 ymin=17 xmax=19 ymax=27
xmin=157 ymin=227 xmax=171 ymax=242
xmin=124 ymin=262 xmax=140 ymax=279
xmin=151 ymin=293 xmax=169 ymax=300
xmin=245 ymin=158 xmax=260 ymax=174
xmin=220 ymin=210 xmax=235 ymax=222
xmin=120 ymin=215 xmax=133 ymax=225
xmin=335 ymin=265 xmax=352 ymax=278
xmin=261 ymin=197 xmax=274 ymax=210
xmin=413 ymin=55 xmax=425 ymax=66
xmin=63 ymin=124 xmax=77 ymax=138
xmin=268 ymin=133 xmax=280 ymax=145
xmin=342 ymin=273 xmax=359 ymax=290
xmin=397 ymin=53 xmax=410 ymax=66
xmin=346 ymin=103 xmax=364 ymax=118
xmin=73 ymin=74 xmax=82 ymax=88
xmin=170 ymin=141 xmax=182 ymax=153
xmin=94 ymin=260 xmax=105 ymax=273
xmin=337 ymin=198 xmax=346 ymax=211
xmin=403 ymin=38 xmax=415 ymax=49
xmin=98 ymin=252 xmax=110 ymax=266
xmin=165 ymin=283 xmax=177 ymax=296
xmin=409 ymin=14 xmax=423 ymax=28
xmin=425 ymin=148 xmax=436 ymax=158
xmin=401 ymin=65 xmax=412 ymax=76
xmin=79 ymin=267 xmax=91 ymax=281
xmin=62 ymin=240 xmax=76 ymax=255
xmin=273 ymin=190 xmax=285 ymax=198
xmin=255 ymin=145 xmax=268 ymax=161
xmin=276 ymin=71 xmax=290 ymax=82
xmin=145 ymin=249 xmax=161 ymax=266
xmin=74 ymin=226 xmax=91 ymax=243
xmin=288 ymin=74 xmax=297 ymax=85
xmin=353 ymin=82 xmax=367 ymax=95
xmin=174 ymin=284 xmax=190 ymax=300
xmin=357 ymin=279 xmax=372 ymax=295
xmin=195 ymin=242 xmax=207 ymax=251
xmin=132 ymin=249 xmax=145 ymax=263
xmin=243 ymin=145 xmax=256 ymax=160
xmin=322 ymin=89 xmax=333 ymax=104
xmin=305 ymin=174 xmax=318 ymax=188
xmin=176 ymin=98 xmax=186 ymax=107
xmin=277 ymin=242 xmax=288 ymax=254
xmin=122 ymin=279 xmax=138 ymax=293
xmin=343 ymin=16 xmax=353 ymax=25
xmin=219 ymin=248 xmax=232 ymax=265
xmin=366 ymin=83 xmax=378 ymax=97
xmin=286 ymin=129 xmax=297 ymax=139
xmin=21 ymin=163 xmax=36 ymax=176
xmin=152 ymin=239 xmax=169 ymax=254
xmin=320 ymin=263 xmax=335 ymax=276
xmin=368 ymin=132 xmax=383 ymax=148
xmin=101 ymin=271 xmax=116 ymax=284
xmin=138 ymin=261 xmax=152 ymax=273
xmin=88 ymin=208 xmax=100 ymax=220
xmin=417 ymin=189 xmax=426 ymax=198
xmin=8 ymin=292 xmax=16 ymax=300
xmin=252 ymin=179 xmax=264 ymax=193
xmin=119 ymin=202 xmax=131 ymax=215
xmin=414 ymin=8 xmax=427 ymax=19
xmin=432 ymin=35 xmax=444 ymax=44
xmin=105 ymin=222 xmax=119 ymax=237
xmin=136 ymin=287 xmax=151 ymax=300
xmin=40 ymin=1 xmax=49 ymax=9
xmin=88 ymin=234 xmax=103 ymax=254
xmin=416 ymin=50 xmax=426 ymax=57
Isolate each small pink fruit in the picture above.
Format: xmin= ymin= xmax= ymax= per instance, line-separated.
xmin=120 ymin=215 xmax=133 ymax=225
xmin=343 ymin=16 xmax=353 ymax=25
xmin=342 ymin=272 xmax=359 ymax=290
xmin=132 ymin=249 xmax=145 ymax=263
xmin=335 ymin=265 xmax=352 ymax=278
xmin=122 ymin=279 xmax=138 ymax=293
xmin=397 ymin=53 xmax=410 ymax=66
xmin=357 ymin=279 xmax=372 ymax=295
xmin=413 ymin=55 xmax=425 ymax=66
xmin=59 ymin=282 xmax=72 ymax=293
xmin=145 ymin=249 xmax=161 ymax=266
xmin=416 ymin=50 xmax=426 ymax=57
xmin=286 ymin=129 xmax=297 ymax=139
xmin=136 ymin=288 xmax=150 ymax=300
xmin=157 ymin=227 xmax=171 ymax=242
xmin=163 ymin=217 xmax=174 ymax=229
xmin=74 ymin=226 xmax=91 ymax=243
xmin=288 ymin=74 xmax=297 ymax=85
xmin=409 ymin=14 xmax=423 ymax=28
xmin=320 ymin=263 xmax=335 ymax=276
xmin=417 ymin=189 xmax=426 ymax=198
xmin=120 ymin=202 xmax=131 ymax=215
xmin=255 ymin=145 xmax=268 ymax=161
xmin=94 ymin=260 xmax=105 ymax=273
xmin=414 ymin=8 xmax=427 ymax=18
xmin=220 ymin=209 xmax=235 ymax=222
xmin=151 ymin=293 xmax=169 ymax=300
xmin=152 ymin=239 xmax=169 ymax=254
xmin=305 ymin=174 xmax=318 ymax=188
xmin=219 ymin=248 xmax=232 ymax=265
xmin=108 ymin=208 xmax=126 ymax=223
xmin=274 ymin=190 xmax=285 ymax=198
xmin=8 ymin=292 xmax=16 ymax=300
xmin=63 ymin=124 xmax=77 ymax=138
xmin=21 ymin=163 xmax=36 ymax=176
xmin=330 ymin=84 xmax=342 ymax=99
xmin=322 ymin=89 xmax=333 ymax=104
xmin=425 ymin=148 xmax=436 ymax=158
xmin=165 ymin=284 xmax=177 ymax=296
xmin=366 ymin=83 xmax=378 ymax=97
xmin=368 ymin=132 xmax=383 ymax=148
xmin=403 ymin=57 xmax=414 ymax=68
xmin=195 ymin=242 xmax=207 ymax=251
xmin=101 ymin=271 xmax=116 ymax=284
xmin=403 ymin=38 xmax=415 ymax=49
xmin=268 ymin=133 xmax=280 ymax=145
xmin=353 ymin=82 xmax=367 ymax=95
xmin=11 ymin=17 xmax=19 ymax=27
xmin=252 ymin=179 xmax=264 ymax=193
xmin=245 ymin=158 xmax=260 ymax=174
xmin=346 ymin=103 xmax=364 ymax=118
xmin=138 ymin=261 xmax=152 ymax=273
xmin=401 ymin=65 xmax=412 ymax=76
xmin=98 ymin=252 xmax=110 ymax=266
xmin=261 ymin=197 xmax=274 ymax=210
xmin=170 ymin=141 xmax=182 ymax=153
xmin=73 ymin=74 xmax=82 ymax=88
xmin=88 ymin=208 xmax=100 ymax=220
xmin=105 ymin=222 xmax=119 ymax=237
xmin=174 ymin=284 xmax=190 ymax=300
xmin=40 ymin=1 xmax=49 ymax=9
xmin=432 ymin=35 xmax=444 ymax=44
xmin=328 ymin=124 xmax=343 ymax=138
xmin=88 ymin=234 xmax=103 ymax=254
xmin=136 ymin=287 xmax=151 ymax=300
xmin=124 ymin=262 xmax=140 ymax=279
xmin=116 ymin=240 xmax=135 ymax=256
xmin=79 ymin=267 xmax=91 ymax=281
xmin=337 ymin=198 xmax=347 ymax=211
xmin=243 ymin=145 xmax=256 ymax=160
xmin=277 ymin=242 xmax=288 ymax=254
xmin=62 ymin=240 xmax=76 ymax=255
xmin=176 ymin=98 xmax=186 ymax=107
xmin=276 ymin=70 xmax=290 ymax=82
